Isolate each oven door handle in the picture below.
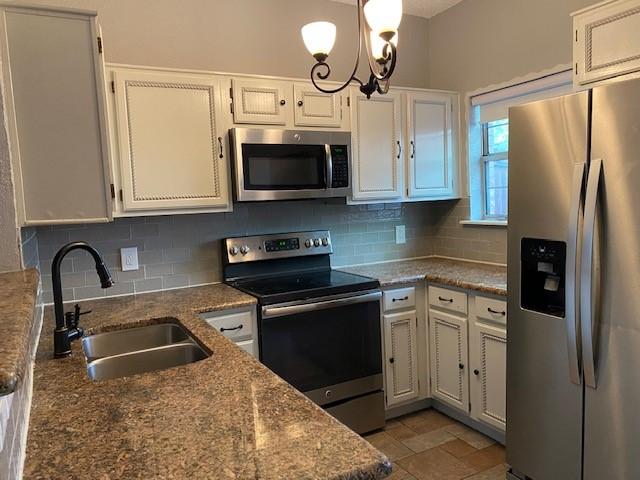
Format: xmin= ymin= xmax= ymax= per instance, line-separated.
xmin=325 ymin=144 xmax=333 ymax=190
xmin=262 ymin=291 xmax=382 ymax=319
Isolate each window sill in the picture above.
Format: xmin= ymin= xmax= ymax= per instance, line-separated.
xmin=460 ymin=219 xmax=508 ymax=227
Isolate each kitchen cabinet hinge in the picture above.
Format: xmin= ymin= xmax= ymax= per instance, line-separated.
xmin=229 ymin=87 xmax=233 ymax=99
xmin=575 ymin=30 xmax=578 ymax=42
xmin=110 ymin=81 xmax=115 ymax=94
xmin=575 ymin=63 xmax=578 ymax=75
xmin=97 ymin=36 xmax=103 ymax=54
xmin=119 ymin=189 xmax=123 ymax=202
xmin=347 ymin=97 xmax=350 ymax=107
xmin=230 ymin=102 xmax=234 ymax=114
xmin=109 ymin=183 xmax=115 ymax=199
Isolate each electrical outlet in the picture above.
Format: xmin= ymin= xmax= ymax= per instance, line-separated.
xmin=120 ymin=247 xmax=139 ymax=271
xmin=395 ymin=225 xmax=406 ymax=244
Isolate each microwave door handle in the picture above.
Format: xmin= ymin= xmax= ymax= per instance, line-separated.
xmin=325 ymin=144 xmax=333 ymax=190
xmin=581 ymin=158 xmax=602 ymax=389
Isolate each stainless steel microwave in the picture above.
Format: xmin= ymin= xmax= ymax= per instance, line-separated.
xmin=229 ymin=128 xmax=351 ymax=201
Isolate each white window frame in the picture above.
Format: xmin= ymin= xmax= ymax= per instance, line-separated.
xmin=481 ymin=122 xmax=508 ymax=220
xmin=463 ymin=67 xmax=574 ymax=226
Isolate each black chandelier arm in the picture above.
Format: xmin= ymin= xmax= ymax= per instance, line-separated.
xmin=310 ymin=62 xmax=365 ymax=94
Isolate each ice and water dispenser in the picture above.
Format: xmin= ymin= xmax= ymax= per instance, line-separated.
xmin=521 ymin=238 xmax=566 ymax=317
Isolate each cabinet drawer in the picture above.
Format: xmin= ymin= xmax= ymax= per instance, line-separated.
xmin=476 ymin=296 xmax=507 ymax=325
xmin=201 ymin=310 xmax=253 ymax=340
xmin=383 ymin=287 xmax=416 ymax=311
xmin=429 ymin=286 xmax=467 ymax=315
xmin=236 ymin=339 xmax=256 ymax=357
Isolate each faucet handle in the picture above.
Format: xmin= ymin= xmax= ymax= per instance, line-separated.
xmin=65 ymin=304 xmax=92 ymax=329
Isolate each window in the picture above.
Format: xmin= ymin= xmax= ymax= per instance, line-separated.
xmin=482 ymin=119 xmax=508 ymax=219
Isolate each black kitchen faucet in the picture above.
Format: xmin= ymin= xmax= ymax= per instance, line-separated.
xmin=51 ymin=241 xmax=114 ymax=358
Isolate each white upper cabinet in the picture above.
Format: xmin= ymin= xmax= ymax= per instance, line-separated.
xmin=231 ymin=78 xmax=290 ymax=125
xmin=406 ymin=91 xmax=459 ymax=199
xmin=429 ymin=309 xmax=469 ymax=413
xmin=350 ymin=89 xmax=404 ymax=201
xmin=384 ymin=310 xmax=420 ymax=407
xmin=111 ymin=68 xmax=230 ymax=212
xmin=293 ymin=83 xmax=342 ymax=128
xmin=0 ymin=6 xmax=112 ymax=225
xmin=573 ymin=0 xmax=640 ymax=85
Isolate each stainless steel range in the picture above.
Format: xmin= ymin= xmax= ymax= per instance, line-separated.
xmin=222 ymin=230 xmax=384 ymax=434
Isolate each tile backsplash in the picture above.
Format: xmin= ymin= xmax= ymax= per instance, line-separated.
xmin=33 ymin=199 xmax=507 ymax=304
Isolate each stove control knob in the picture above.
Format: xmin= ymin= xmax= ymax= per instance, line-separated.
xmin=313 ymin=238 xmax=321 ymax=247
xmin=305 ymin=239 xmax=313 ymax=248
xmin=321 ymin=238 xmax=329 ymax=246
xmin=229 ymin=246 xmax=239 ymax=256
xmin=240 ymin=245 xmax=250 ymax=255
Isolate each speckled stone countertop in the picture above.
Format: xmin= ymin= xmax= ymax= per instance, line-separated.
xmin=0 ymin=268 xmax=39 ymax=395
xmin=340 ymin=257 xmax=507 ymax=296
xmin=24 ymin=283 xmax=391 ymax=479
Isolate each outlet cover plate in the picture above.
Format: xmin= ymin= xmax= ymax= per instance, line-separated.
xmin=395 ymin=225 xmax=406 ymax=244
xmin=120 ymin=247 xmax=139 ymax=271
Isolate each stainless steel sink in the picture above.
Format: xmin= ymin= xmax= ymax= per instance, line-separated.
xmin=82 ymin=322 xmax=210 ymax=381
xmin=82 ymin=323 xmax=193 ymax=361
xmin=86 ymin=343 xmax=209 ymax=381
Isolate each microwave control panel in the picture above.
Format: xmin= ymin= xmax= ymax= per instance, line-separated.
xmin=330 ymin=145 xmax=349 ymax=188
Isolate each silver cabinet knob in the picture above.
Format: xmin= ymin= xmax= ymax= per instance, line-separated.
xmin=240 ymin=245 xmax=250 ymax=255
xmin=321 ymin=238 xmax=329 ymax=246
xmin=313 ymin=238 xmax=321 ymax=247
xmin=229 ymin=246 xmax=239 ymax=256
xmin=305 ymin=239 xmax=313 ymax=248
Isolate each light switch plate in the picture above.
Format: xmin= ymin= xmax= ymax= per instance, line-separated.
xmin=120 ymin=247 xmax=139 ymax=271
xmin=395 ymin=225 xmax=406 ymax=244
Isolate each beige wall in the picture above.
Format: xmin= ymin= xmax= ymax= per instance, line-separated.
xmin=19 ymin=0 xmax=430 ymax=87
xmin=0 ymin=80 xmax=21 ymax=273
xmin=425 ymin=0 xmax=601 ymax=264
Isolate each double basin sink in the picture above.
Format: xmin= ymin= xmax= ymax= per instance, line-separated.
xmin=82 ymin=321 xmax=210 ymax=381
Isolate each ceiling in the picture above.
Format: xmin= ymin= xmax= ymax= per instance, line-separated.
xmin=327 ymin=0 xmax=464 ymax=19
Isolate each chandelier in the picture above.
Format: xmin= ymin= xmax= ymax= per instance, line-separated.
xmin=301 ymin=0 xmax=402 ymax=99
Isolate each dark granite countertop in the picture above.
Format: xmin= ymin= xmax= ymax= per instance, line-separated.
xmin=24 ymin=283 xmax=391 ymax=479
xmin=0 ymin=268 xmax=39 ymax=395
xmin=340 ymin=257 xmax=507 ymax=296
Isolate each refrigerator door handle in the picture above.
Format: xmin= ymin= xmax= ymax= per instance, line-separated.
xmin=580 ymin=158 xmax=602 ymax=389
xmin=566 ymin=162 xmax=585 ymax=385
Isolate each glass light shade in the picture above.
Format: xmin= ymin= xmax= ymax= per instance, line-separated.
xmin=364 ymin=0 xmax=403 ymax=36
xmin=301 ymin=21 xmax=337 ymax=59
xmin=370 ymin=31 xmax=398 ymax=61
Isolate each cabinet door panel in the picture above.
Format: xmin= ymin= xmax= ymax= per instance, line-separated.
xmin=294 ymin=84 xmax=341 ymax=127
xmin=574 ymin=0 xmax=640 ymax=85
xmin=232 ymin=78 xmax=288 ymax=125
xmin=351 ymin=90 xmax=403 ymax=200
xmin=406 ymin=92 xmax=457 ymax=199
xmin=113 ymin=69 xmax=228 ymax=211
xmin=471 ymin=321 xmax=506 ymax=431
xmin=384 ymin=311 xmax=419 ymax=407
xmin=429 ymin=309 xmax=469 ymax=412
xmin=1 ymin=7 xmax=112 ymax=224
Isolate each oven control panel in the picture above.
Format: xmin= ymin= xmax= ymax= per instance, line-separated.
xmin=224 ymin=230 xmax=332 ymax=263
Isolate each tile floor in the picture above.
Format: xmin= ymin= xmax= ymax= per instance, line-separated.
xmin=364 ymin=408 xmax=507 ymax=480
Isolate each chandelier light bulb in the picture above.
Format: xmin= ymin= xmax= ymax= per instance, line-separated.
xmin=301 ymin=21 xmax=337 ymax=62
xmin=364 ymin=0 xmax=403 ymax=40
xmin=370 ymin=31 xmax=398 ymax=62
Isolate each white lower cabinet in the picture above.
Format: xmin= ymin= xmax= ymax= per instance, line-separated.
xmin=383 ymin=310 xmax=420 ymax=407
xmin=429 ymin=308 xmax=469 ymax=412
xmin=199 ymin=307 xmax=257 ymax=358
xmin=470 ymin=321 xmax=507 ymax=431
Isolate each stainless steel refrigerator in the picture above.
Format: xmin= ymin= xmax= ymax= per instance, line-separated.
xmin=507 ymin=77 xmax=640 ymax=480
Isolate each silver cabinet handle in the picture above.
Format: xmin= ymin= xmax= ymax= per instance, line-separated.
xmin=262 ymin=291 xmax=382 ymax=319
xmin=325 ymin=144 xmax=333 ymax=189
xmin=566 ymin=162 xmax=585 ymax=385
xmin=580 ymin=158 xmax=602 ymax=389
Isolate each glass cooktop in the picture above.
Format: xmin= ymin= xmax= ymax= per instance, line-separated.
xmin=229 ymin=269 xmax=379 ymax=305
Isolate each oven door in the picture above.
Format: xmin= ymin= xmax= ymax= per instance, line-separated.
xmin=259 ymin=290 xmax=383 ymax=406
